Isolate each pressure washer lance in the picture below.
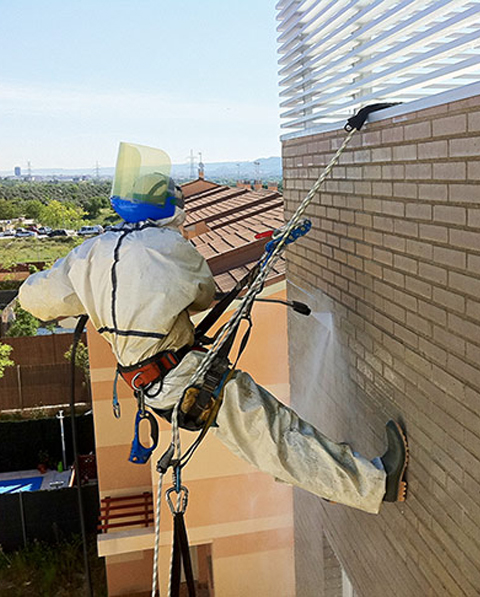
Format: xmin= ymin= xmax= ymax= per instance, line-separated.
xmin=151 ymin=102 xmax=397 ymax=597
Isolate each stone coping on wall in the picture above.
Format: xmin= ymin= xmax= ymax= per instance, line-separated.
xmin=281 ymin=80 xmax=480 ymax=142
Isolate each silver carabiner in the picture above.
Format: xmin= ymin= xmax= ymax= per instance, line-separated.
xmin=113 ymin=398 xmax=121 ymax=419
xmin=166 ymin=486 xmax=189 ymax=515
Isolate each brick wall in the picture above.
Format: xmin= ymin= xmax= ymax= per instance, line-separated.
xmin=323 ymin=533 xmax=343 ymax=597
xmin=283 ymin=94 xmax=480 ymax=596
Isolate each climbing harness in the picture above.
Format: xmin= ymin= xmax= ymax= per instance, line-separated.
xmin=114 ymin=346 xmax=191 ymax=464
xmin=149 ymin=103 xmax=397 ymax=596
xmin=118 ymin=349 xmax=189 ymax=391
xmin=84 ymin=103 xmax=394 ymax=597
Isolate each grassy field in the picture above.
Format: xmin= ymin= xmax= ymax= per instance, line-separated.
xmin=0 ymin=237 xmax=84 ymax=268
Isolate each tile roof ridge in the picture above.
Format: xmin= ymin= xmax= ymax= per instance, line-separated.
xmin=186 ymin=187 xmax=249 ymax=213
xmin=206 ymin=236 xmax=270 ymax=275
xmin=184 ymin=184 xmax=231 ymax=202
xmin=208 ymin=198 xmax=284 ymax=230
xmin=187 ymin=194 xmax=283 ymax=227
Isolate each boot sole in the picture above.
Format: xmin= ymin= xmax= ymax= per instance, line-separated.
xmin=391 ymin=421 xmax=409 ymax=502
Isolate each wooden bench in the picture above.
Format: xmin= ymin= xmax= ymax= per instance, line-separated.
xmin=98 ymin=492 xmax=154 ymax=533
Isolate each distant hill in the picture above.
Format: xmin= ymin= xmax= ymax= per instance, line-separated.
xmin=172 ymin=156 xmax=282 ymax=181
xmin=0 ymin=157 xmax=282 ymax=182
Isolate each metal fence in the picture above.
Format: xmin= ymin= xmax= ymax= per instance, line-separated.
xmin=276 ymin=0 xmax=480 ymax=131
xmin=0 ymin=485 xmax=99 ymax=551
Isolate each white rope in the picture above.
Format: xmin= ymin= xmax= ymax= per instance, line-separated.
xmin=187 ymin=127 xmax=356 ymax=389
xmin=151 ymin=471 xmax=164 ymax=597
xmin=150 ymin=125 xmax=357 ymax=597
xmin=166 ymin=506 xmax=176 ymax=597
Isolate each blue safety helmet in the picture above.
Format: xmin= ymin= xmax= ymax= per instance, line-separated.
xmin=110 ymin=173 xmax=185 ymax=223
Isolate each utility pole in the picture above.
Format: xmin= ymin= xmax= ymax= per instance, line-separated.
xmin=254 ymin=161 xmax=261 ymax=181
xmin=198 ymin=152 xmax=205 ymax=179
xmin=188 ymin=149 xmax=195 ymax=180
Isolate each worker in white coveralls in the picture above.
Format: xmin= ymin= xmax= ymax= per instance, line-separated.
xmin=19 ymin=142 xmax=408 ymax=514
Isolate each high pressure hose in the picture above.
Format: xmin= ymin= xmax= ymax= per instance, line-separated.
xmin=70 ymin=314 xmax=93 ymax=597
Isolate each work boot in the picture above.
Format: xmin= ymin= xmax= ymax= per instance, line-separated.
xmin=381 ymin=420 xmax=408 ymax=502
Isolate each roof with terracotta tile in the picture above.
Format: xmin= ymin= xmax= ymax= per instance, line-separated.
xmin=182 ymin=180 xmax=285 ymax=293
xmin=181 ymin=178 xmax=220 ymax=199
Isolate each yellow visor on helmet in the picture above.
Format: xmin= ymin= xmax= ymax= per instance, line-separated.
xmin=110 ymin=142 xmax=182 ymax=222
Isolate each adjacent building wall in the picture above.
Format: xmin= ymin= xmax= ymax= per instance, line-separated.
xmin=89 ymin=284 xmax=295 ymax=596
xmin=283 ymin=93 xmax=480 ymax=596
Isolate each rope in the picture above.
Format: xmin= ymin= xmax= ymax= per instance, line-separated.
xmin=150 ymin=125 xmax=358 ymax=597
xmin=151 ymin=471 xmax=165 ymax=597
xmin=186 ymin=127 xmax=356 ymax=389
xmin=167 ymin=517 xmax=175 ymax=597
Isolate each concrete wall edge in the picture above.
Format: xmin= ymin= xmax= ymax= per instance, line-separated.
xmin=280 ymin=80 xmax=480 ymax=142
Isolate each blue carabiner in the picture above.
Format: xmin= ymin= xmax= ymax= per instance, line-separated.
xmin=264 ymin=218 xmax=312 ymax=262
xmin=128 ymin=410 xmax=159 ymax=464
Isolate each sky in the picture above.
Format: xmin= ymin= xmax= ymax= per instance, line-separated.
xmin=0 ymin=1 xmax=282 ymax=172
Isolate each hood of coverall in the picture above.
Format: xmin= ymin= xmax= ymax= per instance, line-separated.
xmin=110 ymin=142 xmax=185 ymax=223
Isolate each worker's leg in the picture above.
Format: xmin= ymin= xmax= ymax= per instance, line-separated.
xmin=212 ymin=369 xmax=386 ymax=514
xmin=146 ymin=352 xmax=387 ymax=514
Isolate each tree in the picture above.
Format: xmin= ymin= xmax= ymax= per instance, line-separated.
xmin=64 ymin=341 xmax=90 ymax=380
xmin=6 ymin=304 xmax=40 ymax=337
xmin=84 ymin=196 xmax=108 ymax=220
xmin=0 ymin=343 xmax=14 ymax=378
xmin=0 ymin=199 xmax=22 ymax=220
xmin=39 ymin=200 xmax=86 ymax=229
xmin=24 ymin=199 xmax=44 ymax=220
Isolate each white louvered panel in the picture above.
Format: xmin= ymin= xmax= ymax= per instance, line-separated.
xmin=276 ymin=0 xmax=480 ymax=131
xmin=279 ymin=0 xmax=467 ymax=88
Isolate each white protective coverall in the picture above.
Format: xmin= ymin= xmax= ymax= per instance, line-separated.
xmin=19 ymin=209 xmax=386 ymax=513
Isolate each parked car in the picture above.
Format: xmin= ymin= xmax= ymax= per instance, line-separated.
xmin=77 ymin=225 xmax=104 ymax=236
xmin=47 ymin=229 xmax=71 ymax=237
xmin=0 ymin=229 xmax=15 ymax=237
xmin=15 ymin=228 xmax=36 ymax=238
xmin=37 ymin=226 xmax=52 ymax=236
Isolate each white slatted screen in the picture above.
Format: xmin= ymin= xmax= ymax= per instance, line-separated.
xmin=276 ymin=0 xmax=480 ymax=132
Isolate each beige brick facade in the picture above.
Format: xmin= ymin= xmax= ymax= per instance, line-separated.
xmin=283 ymin=94 xmax=480 ymax=596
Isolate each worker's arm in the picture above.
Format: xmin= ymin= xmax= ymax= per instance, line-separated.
xmin=18 ymin=251 xmax=85 ymax=321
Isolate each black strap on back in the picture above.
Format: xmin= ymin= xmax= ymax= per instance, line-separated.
xmin=170 ymin=512 xmax=196 ymax=597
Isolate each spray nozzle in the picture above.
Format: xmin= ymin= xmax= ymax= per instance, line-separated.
xmin=290 ymin=301 xmax=311 ymax=316
xmin=254 ymin=297 xmax=311 ymax=316
xmin=214 ymin=293 xmax=311 ymax=316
